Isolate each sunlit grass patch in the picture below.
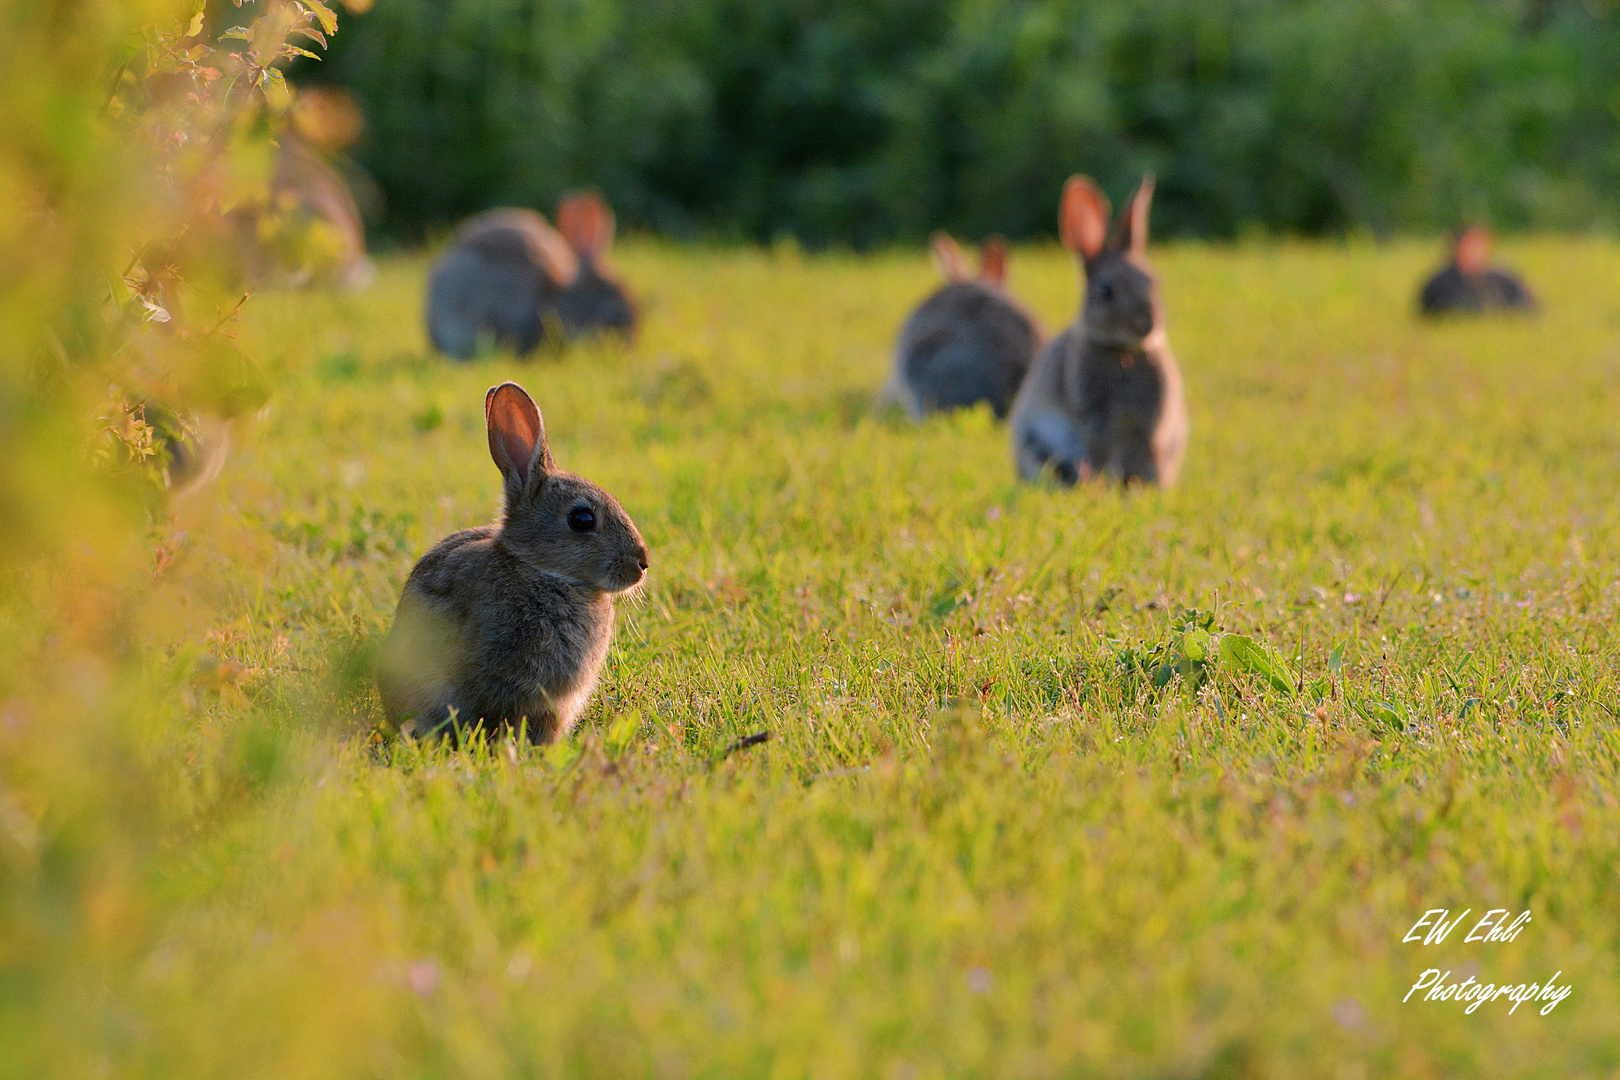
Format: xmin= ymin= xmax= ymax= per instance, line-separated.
xmin=78 ymin=239 xmax=1620 ymax=1078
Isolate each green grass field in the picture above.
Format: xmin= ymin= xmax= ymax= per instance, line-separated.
xmin=45 ymin=239 xmax=1620 ymax=1078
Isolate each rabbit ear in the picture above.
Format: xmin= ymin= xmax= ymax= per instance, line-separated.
xmin=486 ymin=383 xmax=553 ymax=499
xmin=557 ymin=191 xmax=616 ymax=261
xmin=1059 ymin=176 xmax=1110 ymax=264
xmin=1118 ymin=173 xmax=1154 ymax=257
xmin=1454 ymin=225 xmax=1492 ymax=275
xmin=979 ymin=236 xmax=1008 ymax=285
xmin=930 ymin=232 xmax=971 ymax=281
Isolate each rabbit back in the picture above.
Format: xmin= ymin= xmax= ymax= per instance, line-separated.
xmin=426 ymin=212 xmax=579 ymax=359
xmin=426 ymin=229 xmax=557 ymax=359
xmin=894 ymin=281 xmax=1038 ymax=419
xmin=378 ymin=526 xmax=615 ymax=743
xmin=1419 ymin=265 xmax=1536 ymax=315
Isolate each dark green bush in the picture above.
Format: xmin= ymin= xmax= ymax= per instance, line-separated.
xmin=317 ymin=0 xmax=1620 ymax=244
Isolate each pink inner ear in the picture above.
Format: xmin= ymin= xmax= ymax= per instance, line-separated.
xmin=930 ymin=232 xmax=970 ymax=281
xmin=487 ymin=387 xmax=542 ymax=485
xmin=558 ymin=193 xmax=614 ymax=259
xmin=1060 ymin=178 xmax=1109 ymax=260
xmin=1126 ymin=177 xmax=1154 ymax=255
xmin=501 ymin=426 xmax=536 ymax=484
xmin=980 ymin=239 xmax=1007 ymax=284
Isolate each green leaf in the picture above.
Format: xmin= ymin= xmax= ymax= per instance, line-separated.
xmin=605 ymin=712 xmax=641 ymax=757
xmin=1217 ymin=634 xmax=1295 ymax=695
xmin=1183 ymin=627 xmax=1211 ymax=662
xmin=301 ymin=0 xmax=340 ymax=36
xmin=1360 ymin=700 xmax=1407 ymax=735
xmin=259 ymin=67 xmax=292 ymax=112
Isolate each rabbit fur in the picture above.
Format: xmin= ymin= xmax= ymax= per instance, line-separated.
xmin=426 ymin=193 xmax=636 ymax=359
xmin=888 ymin=233 xmax=1041 ymax=420
xmin=425 ymin=209 xmax=581 ymax=359
xmin=377 ymin=382 xmax=648 ymax=744
xmin=1010 ymin=174 xmax=1188 ymax=487
xmin=554 ymin=191 xmax=638 ymax=339
xmin=1418 ymin=226 xmax=1536 ymax=316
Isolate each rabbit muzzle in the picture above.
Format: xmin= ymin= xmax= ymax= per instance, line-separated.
xmin=610 ymin=546 xmax=649 ymax=591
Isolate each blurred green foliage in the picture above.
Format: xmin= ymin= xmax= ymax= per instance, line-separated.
xmin=321 ymin=0 xmax=1620 ymax=244
xmin=0 ymin=2 xmax=349 ymax=1076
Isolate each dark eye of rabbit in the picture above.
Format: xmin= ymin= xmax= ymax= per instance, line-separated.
xmin=1096 ymin=279 xmax=1114 ymax=302
xmin=567 ymin=506 xmax=597 ymax=533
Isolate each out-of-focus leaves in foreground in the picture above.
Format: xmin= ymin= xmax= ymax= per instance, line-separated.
xmin=0 ymin=4 xmax=363 ymax=1078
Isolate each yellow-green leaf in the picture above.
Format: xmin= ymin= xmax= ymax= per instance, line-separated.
xmin=302 ymin=0 xmax=339 ymax=36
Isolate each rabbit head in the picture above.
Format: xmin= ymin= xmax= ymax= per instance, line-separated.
xmin=1453 ymin=225 xmax=1492 ymax=276
xmin=556 ymin=191 xmax=637 ymax=336
xmin=1061 ymin=174 xmax=1160 ymax=348
xmin=485 ymin=382 xmax=647 ymax=593
xmin=930 ymin=232 xmax=1011 ymax=289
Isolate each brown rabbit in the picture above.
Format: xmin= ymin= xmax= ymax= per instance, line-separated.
xmin=377 ymin=382 xmax=648 ymax=744
xmin=1418 ymin=226 xmax=1536 ymax=316
xmin=265 ymin=134 xmax=374 ymax=290
xmin=1010 ymin=174 xmax=1188 ymax=487
xmin=887 ymin=233 xmax=1042 ymax=419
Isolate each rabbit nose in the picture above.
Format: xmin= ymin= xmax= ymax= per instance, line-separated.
xmin=636 ymin=547 xmax=649 ymax=572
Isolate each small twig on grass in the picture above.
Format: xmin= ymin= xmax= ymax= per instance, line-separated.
xmin=718 ymin=731 xmax=770 ymax=761
xmin=1371 ymin=565 xmax=1406 ymax=624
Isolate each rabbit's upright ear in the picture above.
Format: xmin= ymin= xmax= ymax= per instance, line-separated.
xmin=1118 ymin=173 xmax=1154 ymax=258
xmin=1454 ymin=225 xmax=1492 ymax=275
xmin=930 ymin=232 xmax=971 ymax=281
xmin=979 ymin=236 xmax=1008 ymax=285
xmin=557 ymin=191 xmax=616 ymax=261
xmin=1059 ymin=176 xmax=1110 ymax=266
xmin=486 ymin=383 xmax=554 ymax=499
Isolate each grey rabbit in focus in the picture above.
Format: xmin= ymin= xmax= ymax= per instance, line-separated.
xmin=1418 ymin=226 xmax=1536 ymax=316
xmin=887 ymin=233 xmax=1042 ymax=420
xmin=377 ymin=382 xmax=649 ymax=745
xmin=1010 ymin=174 xmax=1188 ymax=487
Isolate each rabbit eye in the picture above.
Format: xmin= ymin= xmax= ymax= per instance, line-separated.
xmin=1096 ymin=280 xmax=1114 ymax=302
xmin=567 ymin=506 xmax=597 ymax=533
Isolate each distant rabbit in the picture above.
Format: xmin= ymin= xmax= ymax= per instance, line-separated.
xmin=1010 ymin=174 xmax=1188 ymax=487
xmin=1418 ymin=226 xmax=1536 ymax=316
xmin=554 ymin=191 xmax=638 ymax=339
xmin=267 ymin=134 xmax=375 ymax=290
xmin=887 ymin=233 xmax=1042 ymax=419
xmin=377 ymin=382 xmax=649 ymax=744
xmin=425 ymin=209 xmax=581 ymax=359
